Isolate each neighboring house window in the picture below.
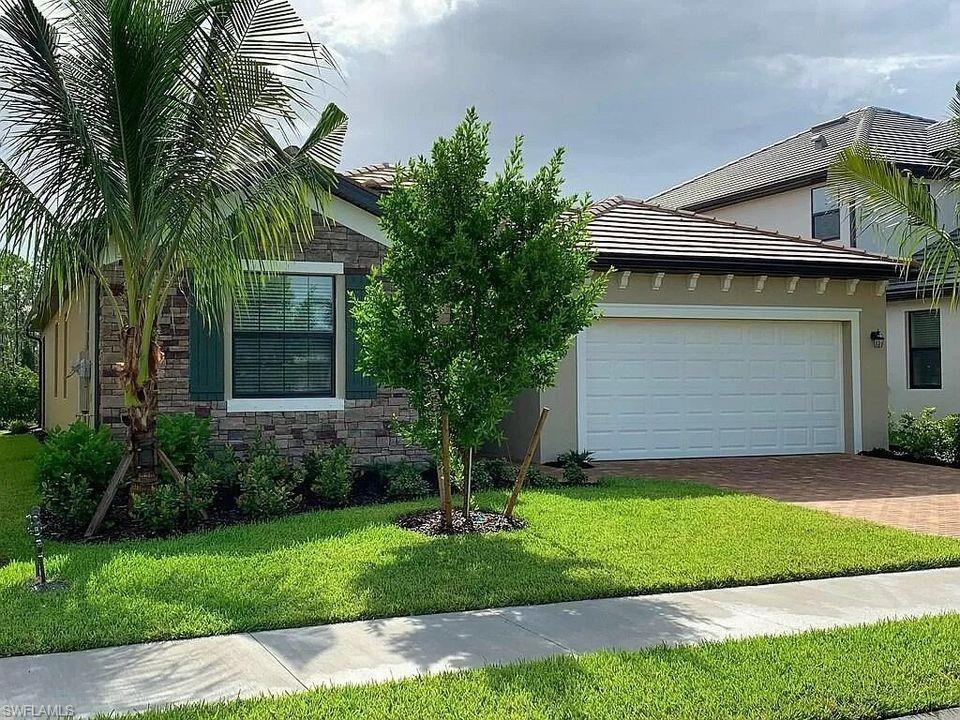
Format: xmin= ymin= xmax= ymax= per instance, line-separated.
xmin=812 ymin=186 xmax=841 ymax=241
xmin=908 ymin=310 xmax=941 ymax=389
xmin=232 ymin=274 xmax=335 ymax=398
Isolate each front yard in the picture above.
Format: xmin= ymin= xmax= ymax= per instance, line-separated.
xmin=2 ymin=434 xmax=960 ymax=657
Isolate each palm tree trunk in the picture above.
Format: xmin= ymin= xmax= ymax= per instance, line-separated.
xmin=122 ymin=326 xmax=162 ymax=497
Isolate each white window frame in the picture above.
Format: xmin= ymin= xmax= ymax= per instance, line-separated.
xmin=578 ymin=304 xmax=863 ymax=454
xmin=226 ymin=260 xmax=346 ymax=413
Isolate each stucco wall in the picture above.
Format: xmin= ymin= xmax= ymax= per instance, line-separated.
xmin=528 ymin=272 xmax=889 ymax=461
xmin=41 ymin=279 xmax=96 ymax=430
xmin=887 ymin=297 xmax=960 ymax=415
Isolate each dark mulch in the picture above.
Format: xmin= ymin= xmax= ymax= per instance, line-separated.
xmin=396 ymin=509 xmax=526 ymax=536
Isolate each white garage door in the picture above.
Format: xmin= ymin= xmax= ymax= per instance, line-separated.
xmin=580 ymin=318 xmax=845 ymax=460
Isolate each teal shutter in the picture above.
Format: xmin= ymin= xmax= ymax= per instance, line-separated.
xmin=189 ymin=301 xmax=224 ymax=401
xmin=345 ymin=274 xmax=377 ymax=399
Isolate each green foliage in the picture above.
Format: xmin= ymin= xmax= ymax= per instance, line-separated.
xmin=0 ymin=365 xmax=38 ymax=427
xmin=132 ymin=473 xmax=215 ymax=536
xmin=562 ymin=462 xmax=590 ymax=486
xmin=7 ymin=419 xmax=30 ymax=434
xmin=37 ymin=422 xmax=123 ymax=532
xmin=556 ymin=449 xmax=594 ymax=468
xmin=238 ymin=440 xmax=302 ymax=519
xmin=156 ymin=414 xmax=212 ymax=476
xmin=352 ymin=107 xmax=607 ymax=465
xmin=0 ymin=251 xmax=36 ymax=370
xmin=383 ymin=461 xmax=431 ymax=501
xmin=194 ymin=444 xmax=240 ymax=499
xmin=304 ymin=444 xmax=353 ymax=509
xmin=888 ymin=408 xmax=954 ymax=461
xmin=472 ymin=458 xmax=515 ymax=490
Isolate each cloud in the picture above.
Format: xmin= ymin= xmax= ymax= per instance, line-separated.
xmin=298 ymin=0 xmax=474 ymax=55
xmin=758 ymin=53 xmax=960 ymax=107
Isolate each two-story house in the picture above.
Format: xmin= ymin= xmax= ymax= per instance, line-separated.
xmin=650 ymin=106 xmax=960 ymax=416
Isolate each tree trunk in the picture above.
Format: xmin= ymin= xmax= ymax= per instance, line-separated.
xmin=461 ymin=447 xmax=473 ymax=520
xmin=439 ymin=412 xmax=453 ymax=530
xmin=121 ymin=326 xmax=163 ymax=497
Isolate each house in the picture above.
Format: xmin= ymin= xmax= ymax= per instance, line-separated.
xmin=649 ymin=106 xmax=959 ymax=417
xmin=37 ymin=167 xmax=425 ymax=463
xmin=36 ymin=164 xmax=899 ymax=464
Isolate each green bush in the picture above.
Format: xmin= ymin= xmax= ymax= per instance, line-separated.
xmin=889 ymin=408 xmax=952 ymax=461
xmin=383 ymin=461 xmax=430 ymax=500
xmin=238 ymin=439 xmax=302 ymax=519
xmin=156 ymin=413 xmax=211 ymax=476
xmin=131 ymin=472 xmax=215 ymax=535
xmin=472 ymin=457 xmax=515 ymax=490
xmin=194 ymin=443 xmax=240 ymax=500
xmin=0 ymin=365 xmax=38 ymax=427
xmin=561 ymin=462 xmax=590 ymax=485
xmin=304 ymin=444 xmax=353 ymax=508
xmin=556 ymin=449 xmax=594 ymax=468
xmin=7 ymin=419 xmax=30 ymax=434
xmin=37 ymin=422 xmax=123 ymax=533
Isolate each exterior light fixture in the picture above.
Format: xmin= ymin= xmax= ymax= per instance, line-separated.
xmin=870 ymin=330 xmax=885 ymax=349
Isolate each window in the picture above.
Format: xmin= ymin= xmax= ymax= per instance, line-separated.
xmin=232 ymin=274 xmax=335 ymax=398
xmin=812 ymin=186 xmax=840 ymax=241
xmin=908 ymin=310 xmax=941 ymax=389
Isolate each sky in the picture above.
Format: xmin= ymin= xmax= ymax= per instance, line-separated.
xmin=298 ymin=0 xmax=960 ymax=200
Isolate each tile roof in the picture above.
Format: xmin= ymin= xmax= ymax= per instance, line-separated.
xmin=649 ymin=107 xmax=950 ymax=211
xmin=342 ymin=163 xmax=399 ymax=195
xmin=588 ymin=197 xmax=899 ymax=278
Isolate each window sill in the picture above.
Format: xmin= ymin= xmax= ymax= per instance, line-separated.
xmin=226 ymin=397 xmax=345 ymax=413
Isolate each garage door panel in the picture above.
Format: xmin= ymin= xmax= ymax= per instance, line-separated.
xmin=581 ymin=318 xmax=844 ymax=460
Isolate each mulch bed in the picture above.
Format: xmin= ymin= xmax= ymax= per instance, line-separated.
xmin=396 ymin=509 xmax=526 ymax=536
xmin=861 ymin=448 xmax=960 ymax=469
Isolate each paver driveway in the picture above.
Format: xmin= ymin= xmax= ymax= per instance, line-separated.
xmin=587 ymin=455 xmax=960 ymax=537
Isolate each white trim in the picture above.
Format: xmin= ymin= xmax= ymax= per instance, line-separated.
xmin=687 ymin=272 xmax=700 ymax=291
xmin=326 ymin=194 xmax=388 ymax=246
xmin=652 ymin=272 xmax=665 ymax=290
xmin=581 ymin=304 xmax=864 ymax=454
xmin=755 ymin=275 xmax=767 ymax=293
xmin=227 ymin=397 xmax=345 ymax=413
xmin=618 ymin=270 xmax=631 ymax=290
xmin=787 ymin=276 xmax=800 ymax=294
xmin=846 ymin=278 xmax=860 ymax=296
xmin=242 ymin=260 xmax=344 ymax=275
xmin=721 ymin=274 xmax=734 ymax=292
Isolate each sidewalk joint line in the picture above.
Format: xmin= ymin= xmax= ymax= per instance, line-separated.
xmin=247 ymin=632 xmax=309 ymax=691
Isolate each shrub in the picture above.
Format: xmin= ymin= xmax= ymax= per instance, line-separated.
xmin=132 ymin=472 xmax=215 ymax=536
xmin=194 ymin=443 xmax=240 ymax=503
xmin=7 ymin=419 xmax=30 ymax=434
xmin=0 ymin=365 xmax=38 ymax=427
xmin=304 ymin=444 xmax=352 ymax=508
xmin=238 ymin=441 xmax=301 ymax=519
xmin=38 ymin=422 xmax=123 ymax=533
xmin=561 ymin=462 xmax=590 ymax=485
xmin=472 ymin=458 xmax=515 ymax=490
xmin=384 ymin=461 xmax=430 ymax=500
xmin=156 ymin=413 xmax=211 ymax=475
xmin=525 ymin=465 xmax=550 ymax=488
xmin=889 ymin=408 xmax=951 ymax=461
xmin=556 ymin=449 xmax=594 ymax=468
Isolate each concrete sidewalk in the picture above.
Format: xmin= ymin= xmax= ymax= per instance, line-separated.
xmin=2 ymin=568 xmax=960 ymax=718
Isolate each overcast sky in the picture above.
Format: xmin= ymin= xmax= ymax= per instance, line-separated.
xmin=294 ymin=0 xmax=960 ymax=200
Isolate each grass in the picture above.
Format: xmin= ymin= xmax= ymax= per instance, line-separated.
xmin=2 ymin=434 xmax=960 ymax=657
xmin=0 ymin=433 xmax=40 ymax=562
xmin=129 ymin=614 xmax=960 ymax=720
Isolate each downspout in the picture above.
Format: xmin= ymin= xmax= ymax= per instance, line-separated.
xmin=25 ymin=326 xmax=43 ymax=429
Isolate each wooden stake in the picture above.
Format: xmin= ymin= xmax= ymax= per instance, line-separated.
xmin=84 ymin=452 xmax=133 ymax=538
xmin=158 ymin=449 xmax=186 ymax=485
xmin=503 ymin=407 xmax=550 ymax=519
xmin=440 ymin=412 xmax=453 ymax=530
xmin=461 ymin=448 xmax=473 ymax=519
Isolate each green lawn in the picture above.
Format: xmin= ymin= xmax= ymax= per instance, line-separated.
xmin=130 ymin=614 xmax=960 ymax=720
xmin=2 ymin=434 xmax=960 ymax=657
xmin=0 ymin=433 xmax=40 ymax=562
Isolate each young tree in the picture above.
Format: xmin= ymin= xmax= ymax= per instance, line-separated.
xmin=0 ymin=0 xmax=346 ymax=495
xmin=352 ymin=109 xmax=607 ymax=529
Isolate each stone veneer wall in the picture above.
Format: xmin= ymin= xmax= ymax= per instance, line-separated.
xmin=98 ymin=216 xmax=427 ymax=463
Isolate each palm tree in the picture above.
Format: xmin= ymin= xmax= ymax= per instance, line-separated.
xmin=0 ymin=0 xmax=347 ymax=500
xmin=829 ymin=88 xmax=960 ymax=300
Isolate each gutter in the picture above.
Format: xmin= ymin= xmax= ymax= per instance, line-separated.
xmin=594 ymin=254 xmax=900 ymax=281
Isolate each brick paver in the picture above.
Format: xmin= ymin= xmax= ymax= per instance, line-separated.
xmin=585 ymin=455 xmax=960 ymax=537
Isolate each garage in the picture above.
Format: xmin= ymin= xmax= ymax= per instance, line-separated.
xmin=579 ymin=317 xmax=845 ymax=460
